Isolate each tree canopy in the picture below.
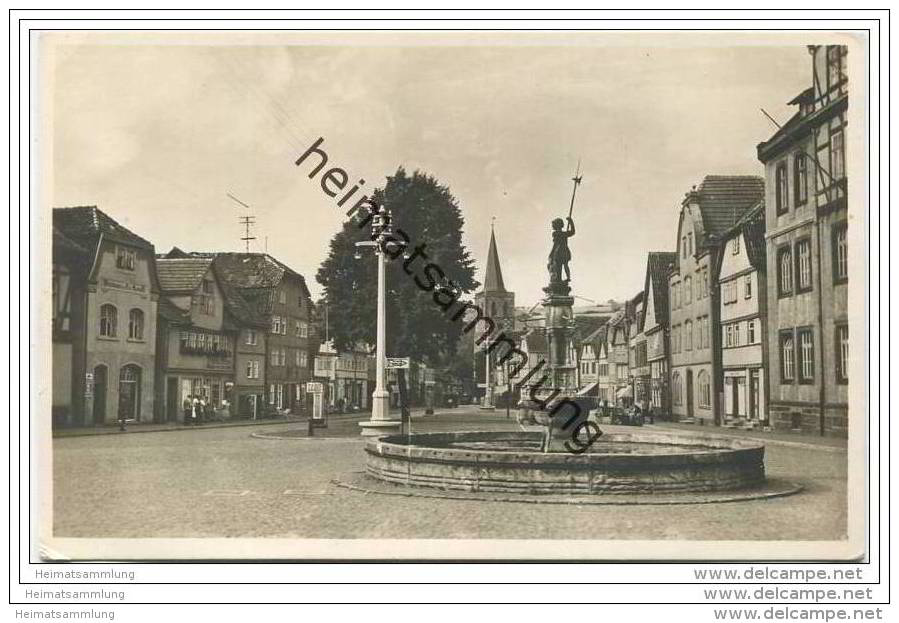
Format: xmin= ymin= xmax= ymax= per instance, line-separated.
xmin=316 ymin=168 xmax=478 ymax=365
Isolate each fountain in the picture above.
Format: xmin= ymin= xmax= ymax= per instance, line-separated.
xmin=359 ymin=184 xmax=773 ymax=499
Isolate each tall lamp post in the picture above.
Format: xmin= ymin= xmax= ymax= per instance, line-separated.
xmin=357 ymin=206 xmax=403 ymax=437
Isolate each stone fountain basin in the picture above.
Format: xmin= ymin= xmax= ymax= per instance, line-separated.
xmin=365 ymin=431 xmax=765 ymax=495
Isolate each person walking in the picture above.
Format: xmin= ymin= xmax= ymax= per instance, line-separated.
xmin=198 ymin=395 xmax=207 ymax=425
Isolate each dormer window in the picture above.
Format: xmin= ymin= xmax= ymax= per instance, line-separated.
xmin=115 ymin=246 xmax=136 ymax=271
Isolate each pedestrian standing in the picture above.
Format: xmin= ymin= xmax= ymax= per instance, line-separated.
xmin=199 ymin=395 xmax=207 ymax=425
xmin=191 ymin=395 xmax=200 ymax=426
xmin=182 ymin=396 xmax=192 ymax=426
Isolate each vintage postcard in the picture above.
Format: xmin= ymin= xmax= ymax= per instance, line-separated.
xmin=35 ymin=29 xmax=868 ymax=561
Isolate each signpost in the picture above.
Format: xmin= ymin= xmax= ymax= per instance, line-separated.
xmin=385 ymin=357 xmax=410 ymax=370
xmin=305 ymin=381 xmax=324 ymax=436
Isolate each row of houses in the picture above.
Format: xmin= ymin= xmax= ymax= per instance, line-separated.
xmin=475 ymin=45 xmax=849 ymax=438
xmin=585 ymin=44 xmax=849 ymax=437
xmin=51 ymin=206 xmax=320 ymax=426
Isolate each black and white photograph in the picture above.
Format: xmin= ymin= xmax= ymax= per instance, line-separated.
xmin=34 ymin=28 xmax=868 ymax=564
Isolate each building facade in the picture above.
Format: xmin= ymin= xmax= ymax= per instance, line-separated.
xmin=668 ymin=176 xmax=765 ymax=425
xmin=209 ymin=253 xmax=320 ymax=415
xmin=716 ymin=202 xmax=769 ymax=426
xmin=641 ymin=252 xmax=677 ymax=418
xmin=757 ymin=45 xmax=849 ymax=437
xmin=154 ymin=258 xmax=268 ymax=421
xmin=626 ymin=292 xmax=648 ymax=407
xmin=53 ymin=207 xmax=160 ymax=426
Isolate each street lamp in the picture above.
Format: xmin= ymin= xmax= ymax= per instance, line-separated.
xmin=356 ymin=206 xmax=403 ymax=437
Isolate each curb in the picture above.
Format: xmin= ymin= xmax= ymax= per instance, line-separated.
xmin=650 ymin=424 xmax=848 ymax=453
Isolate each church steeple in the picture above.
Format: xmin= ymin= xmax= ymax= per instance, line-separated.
xmin=483 ymin=224 xmax=506 ymax=293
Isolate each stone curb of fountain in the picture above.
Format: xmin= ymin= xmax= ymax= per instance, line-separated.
xmin=331 ymin=473 xmax=805 ymax=506
xmin=649 ymin=424 xmax=848 ymax=454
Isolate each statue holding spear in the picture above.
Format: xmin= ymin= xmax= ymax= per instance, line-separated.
xmin=547 ymin=160 xmax=581 ymax=285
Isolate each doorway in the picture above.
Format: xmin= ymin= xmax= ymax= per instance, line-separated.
xmin=92 ymin=364 xmax=107 ymax=424
xmin=166 ymin=377 xmax=179 ymax=422
xmin=118 ymin=364 xmax=142 ymax=422
xmin=685 ymin=369 xmax=694 ymax=419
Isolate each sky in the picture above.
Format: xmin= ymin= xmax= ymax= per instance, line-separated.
xmin=48 ymin=34 xmax=812 ymax=307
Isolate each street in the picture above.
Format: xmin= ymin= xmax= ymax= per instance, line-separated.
xmin=52 ymin=407 xmax=847 ymax=541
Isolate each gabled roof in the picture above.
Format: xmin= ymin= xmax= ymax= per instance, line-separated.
xmin=645 ymin=251 xmax=677 ymax=325
xmin=210 ymin=253 xmax=313 ymax=302
xmin=573 ymin=315 xmax=609 ymax=344
xmin=692 ymin=176 xmax=766 ymax=240
xmin=52 ymin=226 xmax=92 ymax=266
xmin=53 ymin=206 xmax=154 ymax=251
xmin=482 ymin=228 xmax=506 ymax=293
xmin=581 ymin=324 xmax=608 ymax=351
xmin=157 ymin=296 xmax=191 ymax=325
xmin=156 ymin=258 xmax=213 ymax=293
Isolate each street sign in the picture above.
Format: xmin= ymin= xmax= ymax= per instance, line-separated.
xmin=305 ymin=382 xmax=323 ymax=394
xmin=385 ymin=357 xmax=410 ymax=370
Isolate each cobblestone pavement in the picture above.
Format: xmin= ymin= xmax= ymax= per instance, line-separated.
xmin=52 ymin=408 xmax=847 ymax=541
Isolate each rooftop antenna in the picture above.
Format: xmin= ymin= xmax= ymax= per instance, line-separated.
xmin=568 ymin=158 xmax=583 ymax=219
xmin=227 ymin=192 xmax=256 ymax=253
xmin=760 ymin=108 xmax=782 ymax=130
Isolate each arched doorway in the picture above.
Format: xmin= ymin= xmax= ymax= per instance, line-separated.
xmin=92 ymin=364 xmax=108 ymax=425
xmin=118 ymin=364 xmax=142 ymax=422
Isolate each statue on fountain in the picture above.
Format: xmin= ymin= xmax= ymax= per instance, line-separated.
xmin=547 ymin=216 xmax=576 ymax=287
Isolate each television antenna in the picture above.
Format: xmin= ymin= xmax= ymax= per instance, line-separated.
xmin=227 ymin=192 xmax=256 ymax=252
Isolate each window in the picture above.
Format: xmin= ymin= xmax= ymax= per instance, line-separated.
xmin=833 ymin=223 xmax=848 ymax=282
xmin=672 ymin=372 xmax=682 ymax=406
xmin=701 ymin=316 xmax=709 ymax=349
xmin=732 ymin=237 xmax=740 ymax=255
xmin=776 ymin=162 xmax=789 ymax=214
xmin=744 ymin=274 xmax=752 ymax=299
xmin=734 ymin=323 xmax=741 ymax=347
xmin=780 ymin=332 xmax=795 ymax=382
xmin=246 ymin=329 xmax=258 ymax=346
xmin=269 ymin=384 xmax=275 ymax=404
xmin=836 ymin=325 xmax=849 ymax=383
xmin=99 ymin=304 xmax=117 ymax=337
xmin=685 ymin=321 xmax=693 ymax=351
xmin=271 ymin=349 xmax=280 ymax=366
xmin=794 ymin=152 xmax=808 ymax=205
xmin=296 ymin=349 xmax=308 ymax=367
xmin=198 ymin=280 xmax=215 ymax=315
xmin=747 ymin=319 xmax=756 ymax=344
xmin=128 ymin=308 xmax=144 ymax=340
xmin=698 ymin=371 xmax=711 ymax=409
xmin=115 ymin=246 xmax=136 ymax=270
xmin=671 ymin=281 xmax=679 ymax=310
xmin=702 ymin=267 xmax=709 ymax=298
xmin=687 ymin=232 xmax=693 ymax=255
xmin=246 ymin=360 xmax=259 ymax=379
xmin=796 ymin=239 xmax=813 ymax=292
xmin=279 ymin=348 xmax=287 ymax=366
xmin=778 ymin=246 xmax=793 ymax=296
xmin=272 ymin=316 xmax=281 ymax=334
xmin=297 ymin=321 xmax=309 ymax=338
xmin=683 ymin=277 xmax=692 ymax=304
xmin=681 ymin=236 xmax=687 ymax=259
xmin=831 ymin=130 xmax=845 ymax=181
xmin=279 ymin=290 xmax=287 ymax=305
xmin=798 ymin=328 xmax=815 ymax=383
xmin=827 ymin=45 xmax=847 ymax=91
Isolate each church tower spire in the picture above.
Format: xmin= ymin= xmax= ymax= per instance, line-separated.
xmin=483 ymin=223 xmax=507 ymax=293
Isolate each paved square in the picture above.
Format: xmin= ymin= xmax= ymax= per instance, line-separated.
xmin=52 ymin=409 xmax=847 ymax=541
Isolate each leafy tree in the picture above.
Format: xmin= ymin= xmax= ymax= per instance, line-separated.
xmin=316 ymin=168 xmax=478 ymax=365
